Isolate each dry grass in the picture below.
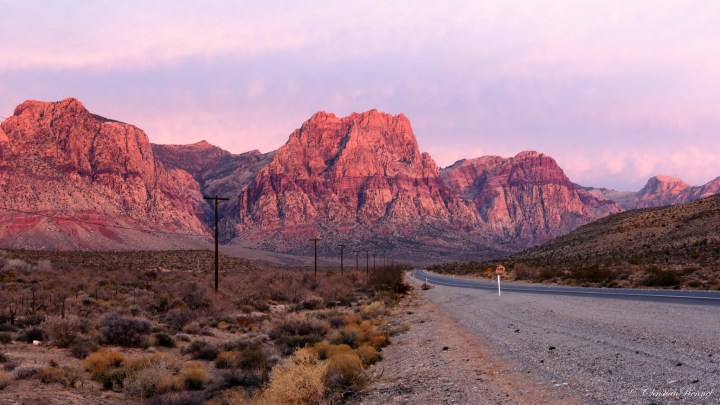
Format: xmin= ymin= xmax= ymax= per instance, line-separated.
xmin=0 ymin=371 xmax=11 ymax=390
xmin=260 ymin=348 xmax=327 ymax=404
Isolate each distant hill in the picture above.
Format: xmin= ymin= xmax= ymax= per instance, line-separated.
xmin=509 ymin=195 xmax=720 ymax=288
xmin=429 ymin=195 xmax=720 ymax=289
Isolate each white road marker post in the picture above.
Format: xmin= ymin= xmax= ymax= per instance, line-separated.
xmin=495 ymin=264 xmax=505 ymax=297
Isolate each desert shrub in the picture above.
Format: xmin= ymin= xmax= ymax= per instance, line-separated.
xmin=325 ymin=346 xmax=366 ymax=391
xmin=643 ymin=268 xmax=681 ymax=287
xmin=360 ymin=301 xmax=389 ymax=318
xmin=182 ymin=321 xmax=201 ymax=335
xmin=180 ymin=361 xmax=208 ymax=390
xmin=216 ymin=369 xmax=266 ymax=390
xmin=216 ymin=344 xmax=268 ymax=371
xmin=570 ymin=266 xmax=618 ymax=283
xmin=181 ymin=283 xmax=211 ymax=310
xmin=83 ymin=350 xmax=125 ymax=390
xmin=162 ymin=309 xmax=196 ymax=332
xmin=17 ymin=313 xmax=44 ymax=328
xmin=146 ymin=392 xmax=205 ymax=405
xmin=0 ymin=323 xmax=18 ymax=332
xmin=355 ymin=344 xmax=382 ymax=365
xmin=261 ymin=348 xmax=327 ymax=404
xmin=3 ymin=360 xmax=20 ymax=372
xmin=513 ymin=263 xmax=540 ymax=280
xmin=154 ymin=332 xmax=176 ymax=348
xmin=184 ymin=340 xmax=219 ymax=361
xmin=368 ymin=265 xmax=411 ymax=294
xmin=214 ymin=351 xmax=240 ymax=369
xmin=70 ymin=338 xmax=97 ymax=358
xmin=123 ymin=353 xmax=182 ymax=398
xmin=99 ymin=313 xmax=151 ymax=347
xmin=35 ymin=366 xmax=80 ymax=387
xmin=0 ymin=353 xmax=6 ymax=363
xmin=13 ymin=365 xmax=38 ymax=379
xmin=0 ymin=333 xmax=11 ymax=344
xmin=277 ymin=316 xmax=319 ymax=339
xmin=238 ymin=344 xmax=268 ymax=370
xmin=41 ymin=315 xmax=84 ymax=348
xmin=336 ymin=319 xmax=388 ymax=349
xmin=0 ymin=371 xmax=11 ymax=390
xmin=17 ymin=326 xmax=47 ymax=343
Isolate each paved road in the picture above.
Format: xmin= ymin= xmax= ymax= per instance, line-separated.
xmin=415 ymin=269 xmax=720 ymax=306
xmin=409 ymin=272 xmax=720 ymax=404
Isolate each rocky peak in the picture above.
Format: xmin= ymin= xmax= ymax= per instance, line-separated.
xmin=0 ymin=98 xmax=208 ymax=249
xmin=638 ymin=175 xmax=689 ymax=196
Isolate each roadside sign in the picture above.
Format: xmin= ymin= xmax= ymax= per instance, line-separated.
xmin=495 ymin=264 xmax=505 ymax=296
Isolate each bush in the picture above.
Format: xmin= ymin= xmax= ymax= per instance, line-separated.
xmin=0 ymin=371 xmax=11 ymax=390
xmin=41 ymin=315 xmax=84 ymax=348
xmin=35 ymin=366 xmax=80 ymax=387
xmin=355 ymin=344 xmax=382 ymax=365
xmin=162 ymin=309 xmax=196 ymax=332
xmin=99 ymin=313 xmax=151 ymax=347
xmin=154 ymin=333 xmax=176 ymax=348
xmin=368 ymin=264 xmax=411 ymax=294
xmin=184 ymin=340 xmax=219 ymax=361
xmin=0 ymin=323 xmax=18 ymax=333
xmin=146 ymin=392 xmax=205 ymax=405
xmin=643 ymin=268 xmax=681 ymax=287
xmin=16 ymin=314 xmax=44 ymax=328
xmin=83 ymin=350 xmax=125 ymax=390
xmin=261 ymin=348 xmax=327 ymax=404
xmin=269 ymin=315 xmax=329 ymax=353
xmin=17 ymin=327 xmax=47 ymax=343
xmin=180 ymin=361 xmax=208 ymax=390
xmin=13 ymin=365 xmax=38 ymax=380
xmin=69 ymin=339 xmax=98 ymax=359
xmin=215 ymin=344 xmax=268 ymax=370
xmin=0 ymin=333 xmax=11 ymax=344
xmin=325 ymin=346 xmax=366 ymax=391
xmin=122 ymin=353 xmax=182 ymax=398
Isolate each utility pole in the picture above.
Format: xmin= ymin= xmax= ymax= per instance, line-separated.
xmin=338 ymin=243 xmax=346 ymax=274
xmin=310 ymin=238 xmax=320 ymax=276
xmin=204 ymin=195 xmax=229 ymax=293
xmin=372 ymin=253 xmax=377 ymax=269
xmin=353 ymin=250 xmax=359 ymax=271
xmin=365 ymin=249 xmax=369 ymax=276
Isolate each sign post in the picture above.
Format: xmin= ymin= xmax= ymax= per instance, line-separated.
xmin=495 ymin=264 xmax=506 ymax=297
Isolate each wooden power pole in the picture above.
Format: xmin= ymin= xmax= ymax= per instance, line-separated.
xmin=310 ymin=238 xmax=320 ymax=276
xmin=204 ymin=195 xmax=229 ymax=293
xmin=338 ymin=243 xmax=346 ymax=274
xmin=353 ymin=250 xmax=359 ymax=271
xmin=365 ymin=249 xmax=369 ymax=276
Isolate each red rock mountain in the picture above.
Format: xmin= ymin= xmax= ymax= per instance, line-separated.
xmin=0 ymin=98 xmax=209 ymax=249
xmin=579 ymin=175 xmax=720 ymax=210
xmin=151 ymin=141 xmax=274 ymax=224
xmin=441 ymin=152 xmax=621 ymax=242
xmin=3 ymin=98 xmax=714 ymax=261
xmin=227 ymin=110 xmax=618 ymax=258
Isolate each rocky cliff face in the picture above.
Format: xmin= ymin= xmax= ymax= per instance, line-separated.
xmin=230 ymin=110 xmax=617 ymax=258
xmin=579 ymin=175 xmax=720 ymax=210
xmin=0 ymin=98 xmax=209 ymax=249
xmin=152 ymin=141 xmax=274 ymax=225
xmin=441 ymin=152 xmax=621 ymax=243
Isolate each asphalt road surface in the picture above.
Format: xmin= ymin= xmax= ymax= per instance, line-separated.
xmin=415 ymin=269 xmax=720 ymax=306
xmin=410 ymin=271 xmax=720 ymax=404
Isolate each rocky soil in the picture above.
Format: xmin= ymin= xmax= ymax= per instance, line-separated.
xmin=359 ymin=275 xmax=719 ymax=404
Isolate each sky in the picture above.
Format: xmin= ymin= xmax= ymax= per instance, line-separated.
xmin=1 ymin=0 xmax=719 ymax=191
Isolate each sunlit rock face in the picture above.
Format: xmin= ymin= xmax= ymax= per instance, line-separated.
xmin=0 ymin=98 xmax=209 ymax=249
xmin=230 ymin=110 xmax=618 ymax=259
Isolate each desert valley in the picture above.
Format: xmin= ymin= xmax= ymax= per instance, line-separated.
xmin=2 ymin=2 xmax=720 ymax=404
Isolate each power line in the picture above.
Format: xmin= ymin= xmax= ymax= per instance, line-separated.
xmin=0 ymin=206 xmax=209 ymax=238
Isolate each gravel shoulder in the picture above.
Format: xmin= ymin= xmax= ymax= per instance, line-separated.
xmin=359 ymin=275 xmax=719 ymax=405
